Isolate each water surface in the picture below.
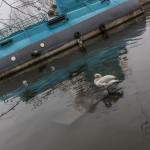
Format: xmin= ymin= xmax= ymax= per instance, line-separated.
xmin=0 ymin=5 xmax=150 ymax=150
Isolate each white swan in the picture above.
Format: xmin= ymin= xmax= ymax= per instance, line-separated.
xmin=94 ymin=73 xmax=119 ymax=90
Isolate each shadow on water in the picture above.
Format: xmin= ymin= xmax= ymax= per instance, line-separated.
xmin=0 ymin=14 xmax=146 ymax=119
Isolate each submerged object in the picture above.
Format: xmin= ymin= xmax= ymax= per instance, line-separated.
xmin=0 ymin=0 xmax=142 ymax=77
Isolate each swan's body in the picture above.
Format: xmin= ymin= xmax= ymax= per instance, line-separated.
xmin=94 ymin=73 xmax=119 ymax=89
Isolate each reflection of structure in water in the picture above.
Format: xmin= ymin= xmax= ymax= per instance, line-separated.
xmin=119 ymin=47 xmax=129 ymax=73
xmin=0 ymin=44 xmax=128 ymax=108
xmin=21 ymin=89 xmax=38 ymax=103
xmin=141 ymin=121 xmax=150 ymax=139
xmin=140 ymin=103 xmax=150 ymax=141
xmin=0 ymin=46 xmax=128 ymax=121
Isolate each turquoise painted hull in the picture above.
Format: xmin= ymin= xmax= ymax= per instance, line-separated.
xmin=0 ymin=0 xmax=140 ymax=73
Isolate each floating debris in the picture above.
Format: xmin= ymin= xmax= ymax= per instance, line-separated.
xmin=22 ymin=80 xmax=29 ymax=87
xmin=50 ymin=66 xmax=56 ymax=72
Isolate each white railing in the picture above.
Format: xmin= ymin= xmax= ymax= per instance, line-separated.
xmin=0 ymin=13 xmax=48 ymax=41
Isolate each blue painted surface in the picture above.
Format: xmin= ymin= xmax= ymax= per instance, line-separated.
xmin=0 ymin=43 xmax=125 ymax=101
xmin=0 ymin=0 xmax=128 ymax=59
xmin=56 ymin=0 xmax=101 ymax=14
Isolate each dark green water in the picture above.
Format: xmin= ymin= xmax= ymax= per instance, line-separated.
xmin=0 ymin=6 xmax=150 ymax=150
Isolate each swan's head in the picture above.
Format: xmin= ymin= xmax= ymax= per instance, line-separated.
xmin=94 ymin=73 xmax=102 ymax=79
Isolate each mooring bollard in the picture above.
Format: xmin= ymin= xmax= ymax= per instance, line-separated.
xmin=74 ymin=32 xmax=86 ymax=50
xmin=99 ymin=24 xmax=109 ymax=39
